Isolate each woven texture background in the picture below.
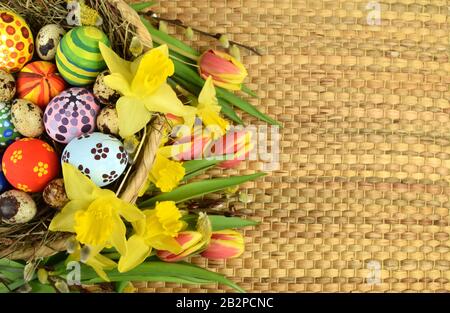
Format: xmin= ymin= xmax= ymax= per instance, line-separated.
xmin=133 ymin=0 xmax=450 ymax=293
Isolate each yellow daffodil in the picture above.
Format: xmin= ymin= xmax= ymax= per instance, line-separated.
xmin=148 ymin=152 xmax=185 ymax=192
xmin=67 ymin=242 xmax=116 ymax=282
xmin=49 ymin=163 xmax=145 ymax=257
xmin=196 ymin=76 xmax=229 ymax=139
xmin=118 ymin=201 xmax=185 ymax=272
xmin=98 ymin=42 xmax=197 ymax=138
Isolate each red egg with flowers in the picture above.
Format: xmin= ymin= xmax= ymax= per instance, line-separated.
xmin=2 ymin=138 xmax=59 ymax=192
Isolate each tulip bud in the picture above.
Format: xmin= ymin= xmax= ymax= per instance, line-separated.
xmin=198 ymin=50 xmax=248 ymax=91
xmin=163 ymin=126 xmax=213 ymax=161
xmin=200 ymin=230 xmax=244 ymax=260
xmin=157 ymin=231 xmax=203 ymax=262
xmin=185 ymin=27 xmax=194 ymax=40
xmin=210 ymin=129 xmax=254 ymax=169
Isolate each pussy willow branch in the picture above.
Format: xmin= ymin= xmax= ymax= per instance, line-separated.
xmin=144 ymin=11 xmax=262 ymax=56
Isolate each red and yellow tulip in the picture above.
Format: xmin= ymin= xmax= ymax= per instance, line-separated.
xmin=198 ymin=50 xmax=248 ymax=91
xmin=201 ymin=230 xmax=245 ymax=260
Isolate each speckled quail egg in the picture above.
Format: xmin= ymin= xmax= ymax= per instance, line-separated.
xmin=93 ymin=70 xmax=121 ymax=105
xmin=0 ymin=190 xmax=37 ymax=224
xmin=96 ymin=106 xmax=119 ymax=135
xmin=0 ymin=70 xmax=16 ymax=102
xmin=11 ymin=99 xmax=44 ymax=138
xmin=36 ymin=24 xmax=66 ymax=61
xmin=43 ymin=178 xmax=69 ymax=209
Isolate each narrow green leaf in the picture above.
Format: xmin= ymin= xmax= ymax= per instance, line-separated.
xmin=210 ymin=216 xmax=259 ymax=231
xmin=242 ymin=85 xmax=258 ymax=98
xmin=183 ymin=159 xmax=221 ymax=181
xmin=116 ymin=281 xmax=130 ymax=293
xmin=80 ymin=262 xmax=244 ymax=293
xmin=139 ymin=172 xmax=265 ymax=208
xmin=0 ymin=282 xmax=9 ymax=293
xmin=183 ymin=215 xmax=259 ymax=231
xmin=218 ymin=98 xmax=244 ymax=125
xmin=140 ymin=17 xmax=200 ymax=60
xmin=130 ymin=1 xmax=156 ymax=11
xmin=173 ymin=59 xmax=279 ymax=125
xmin=171 ymin=75 xmax=243 ymax=125
xmin=7 ymin=278 xmax=25 ymax=291
xmin=0 ymin=258 xmax=24 ymax=269
xmin=216 ymin=87 xmax=281 ymax=126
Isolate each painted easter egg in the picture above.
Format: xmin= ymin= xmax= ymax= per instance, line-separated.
xmin=62 ymin=132 xmax=128 ymax=187
xmin=2 ymin=138 xmax=59 ymax=193
xmin=36 ymin=24 xmax=66 ymax=61
xmin=0 ymin=102 xmax=20 ymax=147
xmin=56 ymin=26 xmax=110 ymax=86
xmin=0 ymin=153 xmax=8 ymax=193
xmin=0 ymin=10 xmax=34 ymax=73
xmin=44 ymin=87 xmax=100 ymax=143
xmin=16 ymin=61 xmax=67 ymax=108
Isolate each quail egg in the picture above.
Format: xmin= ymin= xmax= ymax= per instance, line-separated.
xmin=93 ymin=70 xmax=121 ymax=105
xmin=36 ymin=24 xmax=66 ymax=61
xmin=0 ymin=70 xmax=16 ymax=102
xmin=11 ymin=99 xmax=44 ymax=138
xmin=96 ymin=106 xmax=119 ymax=135
xmin=0 ymin=190 xmax=37 ymax=224
xmin=43 ymin=178 xmax=69 ymax=209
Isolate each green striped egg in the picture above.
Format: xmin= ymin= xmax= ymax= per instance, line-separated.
xmin=56 ymin=26 xmax=110 ymax=86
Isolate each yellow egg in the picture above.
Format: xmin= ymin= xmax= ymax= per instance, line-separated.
xmin=0 ymin=10 xmax=34 ymax=73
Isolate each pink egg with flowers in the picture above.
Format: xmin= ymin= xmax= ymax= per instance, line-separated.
xmin=44 ymin=87 xmax=100 ymax=143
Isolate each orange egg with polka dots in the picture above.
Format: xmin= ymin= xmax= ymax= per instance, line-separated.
xmin=2 ymin=138 xmax=59 ymax=193
xmin=0 ymin=10 xmax=34 ymax=73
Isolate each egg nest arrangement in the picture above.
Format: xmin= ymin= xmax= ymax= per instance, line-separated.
xmin=0 ymin=13 xmax=129 ymax=222
xmin=0 ymin=7 xmax=150 ymax=247
xmin=0 ymin=0 xmax=277 ymax=293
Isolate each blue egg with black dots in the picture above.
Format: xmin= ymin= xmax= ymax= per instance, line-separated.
xmin=0 ymin=102 xmax=21 ymax=147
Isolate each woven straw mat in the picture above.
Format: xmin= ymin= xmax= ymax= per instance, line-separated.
xmin=130 ymin=0 xmax=450 ymax=293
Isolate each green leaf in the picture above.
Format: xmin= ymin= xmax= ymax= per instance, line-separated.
xmin=242 ymin=85 xmax=258 ymax=98
xmin=171 ymin=75 xmax=243 ymax=125
xmin=218 ymin=98 xmax=244 ymax=125
xmin=116 ymin=281 xmax=130 ymax=293
xmin=216 ymin=87 xmax=281 ymax=126
xmin=183 ymin=159 xmax=221 ymax=181
xmin=0 ymin=282 xmax=9 ymax=293
xmin=140 ymin=17 xmax=200 ymax=60
xmin=139 ymin=172 xmax=265 ymax=208
xmin=0 ymin=258 xmax=24 ymax=269
xmin=29 ymin=281 xmax=56 ymax=293
xmin=173 ymin=59 xmax=279 ymax=125
xmin=130 ymin=1 xmax=156 ymax=12
xmin=184 ymin=215 xmax=259 ymax=231
xmin=80 ymin=261 xmax=245 ymax=293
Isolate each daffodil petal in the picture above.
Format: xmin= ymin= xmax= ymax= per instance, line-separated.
xmin=62 ymin=163 xmax=99 ymax=201
xmin=99 ymin=42 xmax=133 ymax=82
xmin=148 ymin=235 xmax=182 ymax=254
xmin=87 ymin=253 xmax=117 ymax=282
xmin=110 ymin=214 xmax=127 ymax=256
xmin=118 ymin=235 xmax=152 ymax=273
xmin=49 ymin=200 xmax=87 ymax=232
xmin=117 ymin=96 xmax=152 ymax=138
xmin=198 ymin=76 xmax=218 ymax=106
xmin=117 ymin=201 xmax=145 ymax=222
xmin=145 ymin=83 xmax=197 ymax=128
xmin=104 ymin=73 xmax=132 ymax=96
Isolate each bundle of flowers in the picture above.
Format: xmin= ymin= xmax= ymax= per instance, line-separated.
xmin=0 ymin=0 xmax=278 ymax=293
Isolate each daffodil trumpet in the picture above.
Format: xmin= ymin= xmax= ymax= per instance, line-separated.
xmin=98 ymin=42 xmax=197 ymax=138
